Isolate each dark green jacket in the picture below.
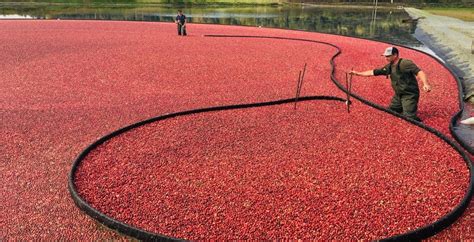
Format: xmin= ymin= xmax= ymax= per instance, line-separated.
xmin=373 ymin=58 xmax=421 ymax=95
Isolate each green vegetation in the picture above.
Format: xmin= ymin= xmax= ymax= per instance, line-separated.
xmin=423 ymin=7 xmax=474 ymax=21
xmin=139 ymin=0 xmax=282 ymax=4
xmin=2 ymin=0 xmax=283 ymax=4
xmin=3 ymin=0 xmax=473 ymax=7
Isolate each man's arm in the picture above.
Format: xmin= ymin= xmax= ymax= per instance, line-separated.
xmin=416 ymin=70 xmax=431 ymax=92
xmin=349 ymin=70 xmax=375 ymax=77
xmin=350 ymin=64 xmax=390 ymax=77
xmin=401 ymin=59 xmax=431 ymax=92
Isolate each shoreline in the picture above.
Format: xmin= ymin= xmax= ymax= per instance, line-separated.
xmin=405 ymin=7 xmax=474 ymax=149
xmin=405 ymin=7 xmax=474 ymax=103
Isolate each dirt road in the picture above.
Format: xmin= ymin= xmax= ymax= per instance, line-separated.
xmin=405 ymin=7 xmax=474 ymax=103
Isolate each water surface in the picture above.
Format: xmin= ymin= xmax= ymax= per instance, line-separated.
xmin=1 ymin=3 xmax=421 ymax=46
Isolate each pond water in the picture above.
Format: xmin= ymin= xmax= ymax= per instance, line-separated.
xmin=1 ymin=3 xmax=421 ymax=47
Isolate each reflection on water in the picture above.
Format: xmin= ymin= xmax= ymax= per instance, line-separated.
xmin=0 ymin=3 xmax=421 ymax=46
xmin=0 ymin=14 xmax=33 ymax=19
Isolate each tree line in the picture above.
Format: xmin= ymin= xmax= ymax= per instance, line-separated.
xmin=289 ymin=0 xmax=473 ymax=5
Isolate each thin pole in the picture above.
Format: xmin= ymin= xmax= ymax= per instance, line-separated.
xmin=349 ymin=67 xmax=353 ymax=94
xmin=299 ymin=63 xmax=307 ymax=96
xmin=294 ymin=70 xmax=302 ymax=110
xmin=346 ymin=68 xmax=353 ymax=113
xmin=346 ymin=72 xmax=350 ymax=113
xmin=374 ymin=0 xmax=378 ymax=23
xmin=294 ymin=63 xmax=307 ymax=110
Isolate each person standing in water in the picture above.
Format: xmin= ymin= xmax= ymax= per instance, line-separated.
xmin=175 ymin=10 xmax=187 ymax=36
xmin=350 ymin=47 xmax=432 ymax=122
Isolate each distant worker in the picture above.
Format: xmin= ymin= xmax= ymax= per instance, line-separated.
xmin=350 ymin=47 xmax=432 ymax=122
xmin=175 ymin=10 xmax=187 ymax=36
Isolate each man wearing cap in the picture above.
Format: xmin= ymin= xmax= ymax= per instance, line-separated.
xmin=175 ymin=10 xmax=187 ymax=36
xmin=350 ymin=47 xmax=432 ymax=122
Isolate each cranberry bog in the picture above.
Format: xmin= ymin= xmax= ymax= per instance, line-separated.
xmin=1 ymin=21 xmax=472 ymax=240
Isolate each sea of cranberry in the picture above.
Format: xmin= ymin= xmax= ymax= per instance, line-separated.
xmin=0 ymin=20 xmax=472 ymax=240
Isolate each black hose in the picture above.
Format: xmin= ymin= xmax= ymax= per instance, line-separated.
xmin=69 ymin=34 xmax=473 ymax=242
xmin=68 ymin=96 xmax=346 ymax=241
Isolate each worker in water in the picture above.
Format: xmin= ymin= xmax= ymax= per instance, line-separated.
xmin=175 ymin=10 xmax=187 ymax=36
xmin=350 ymin=46 xmax=432 ymax=122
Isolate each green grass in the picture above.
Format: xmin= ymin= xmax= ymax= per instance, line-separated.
xmin=140 ymin=0 xmax=282 ymax=3
xmin=5 ymin=0 xmax=283 ymax=4
xmin=423 ymin=7 xmax=474 ymax=22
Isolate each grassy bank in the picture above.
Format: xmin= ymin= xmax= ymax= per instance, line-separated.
xmin=137 ymin=0 xmax=281 ymax=3
xmin=2 ymin=0 xmax=283 ymax=4
xmin=423 ymin=7 xmax=474 ymax=21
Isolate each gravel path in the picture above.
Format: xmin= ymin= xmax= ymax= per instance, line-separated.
xmin=405 ymin=8 xmax=474 ymax=102
xmin=404 ymin=7 xmax=474 ymax=156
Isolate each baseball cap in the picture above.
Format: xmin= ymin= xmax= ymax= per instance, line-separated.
xmin=382 ymin=47 xmax=399 ymax=56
